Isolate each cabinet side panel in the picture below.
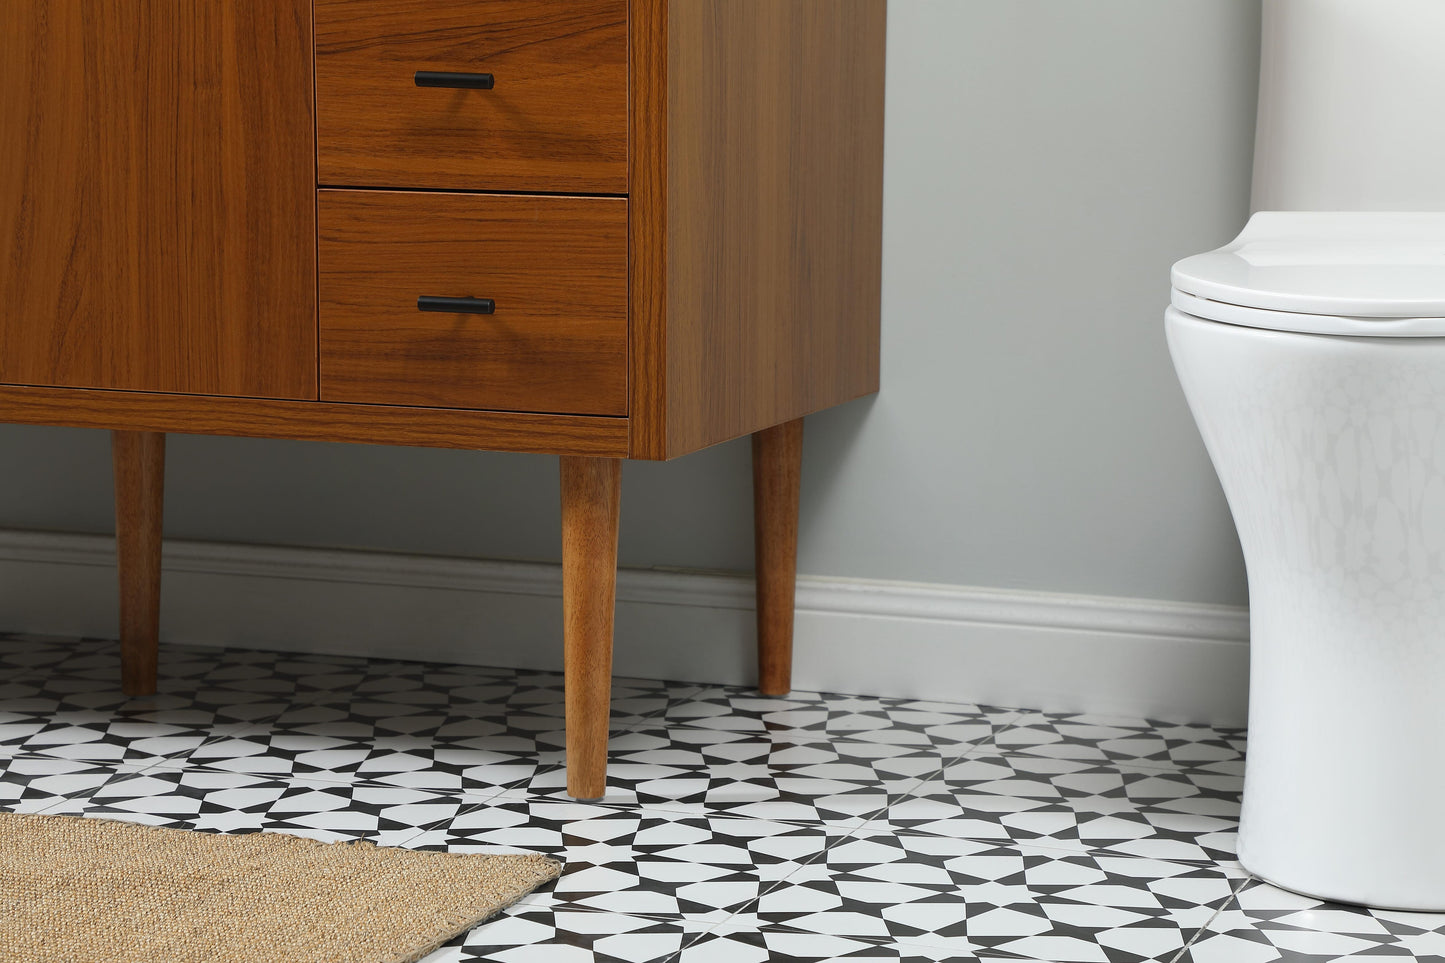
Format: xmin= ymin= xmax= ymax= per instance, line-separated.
xmin=661 ymin=0 xmax=885 ymax=458
xmin=629 ymin=0 xmax=670 ymax=459
xmin=0 ymin=1 xmax=317 ymax=399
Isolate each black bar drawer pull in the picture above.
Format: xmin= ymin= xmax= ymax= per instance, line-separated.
xmin=414 ymin=71 xmax=495 ymax=90
xmin=417 ymin=296 xmax=495 ymax=315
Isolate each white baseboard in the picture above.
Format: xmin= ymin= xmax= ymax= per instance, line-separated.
xmin=0 ymin=529 xmax=1250 ymax=726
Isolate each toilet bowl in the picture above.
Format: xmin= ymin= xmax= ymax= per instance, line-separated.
xmin=1167 ymin=211 xmax=1445 ymax=911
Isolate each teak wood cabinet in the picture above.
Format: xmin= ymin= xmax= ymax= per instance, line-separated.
xmin=0 ymin=0 xmax=886 ymax=799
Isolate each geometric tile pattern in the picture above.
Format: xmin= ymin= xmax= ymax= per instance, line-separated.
xmin=868 ymin=754 xmax=1245 ymax=866
xmin=3 ymin=633 xmax=1443 ymax=963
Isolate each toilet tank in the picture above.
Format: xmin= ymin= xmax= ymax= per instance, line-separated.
xmin=1252 ymin=0 xmax=1445 ymax=212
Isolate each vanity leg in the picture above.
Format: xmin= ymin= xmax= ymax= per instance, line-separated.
xmin=561 ymin=456 xmax=622 ymax=801
xmin=753 ymin=418 xmax=803 ymax=696
xmin=112 ymin=430 xmax=165 ymax=697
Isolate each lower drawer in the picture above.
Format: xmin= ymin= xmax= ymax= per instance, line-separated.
xmin=317 ymin=190 xmax=628 ymax=415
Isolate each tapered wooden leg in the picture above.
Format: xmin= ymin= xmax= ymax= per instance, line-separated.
xmin=561 ymin=456 xmax=622 ymax=800
xmin=753 ymin=418 xmax=803 ymax=696
xmin=112 ymin=431 xmax=165 ymax=697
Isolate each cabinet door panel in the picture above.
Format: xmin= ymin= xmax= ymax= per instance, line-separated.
xmin=0 ymin=1 xmax=316 ymax=398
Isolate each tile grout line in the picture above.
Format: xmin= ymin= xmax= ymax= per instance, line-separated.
xmin=31 ymin=754 xmax=175 ymax=816
xmin=1164 ymin=874 xmax=1252 ymax=963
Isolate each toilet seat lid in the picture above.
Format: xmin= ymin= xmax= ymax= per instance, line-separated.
xmin=1171 ymin=212 xmax=1445 ymax=334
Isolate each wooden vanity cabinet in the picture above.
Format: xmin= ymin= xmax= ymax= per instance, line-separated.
xmin=0 ymin=0 xmax=886 ymax=800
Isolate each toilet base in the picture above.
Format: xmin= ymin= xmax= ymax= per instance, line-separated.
xmin=1239 ymin=849 xmax=1445 ymax=915
xmin=1167 ymin=307 xmax=1445 ymax=912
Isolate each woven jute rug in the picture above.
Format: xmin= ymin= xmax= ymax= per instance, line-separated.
xmin=0 ymin=811 xmax=562 ymax=963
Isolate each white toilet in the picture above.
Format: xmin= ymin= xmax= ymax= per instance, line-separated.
xmin=1166 ymin=1 xmax=1445 ymax=911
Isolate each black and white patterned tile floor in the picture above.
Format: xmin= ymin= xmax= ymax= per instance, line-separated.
xmin=3 ymin=632 xmax=1444 ymax=962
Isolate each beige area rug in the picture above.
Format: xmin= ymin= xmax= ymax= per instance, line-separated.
xmin=0 ymin=811 xmax=562 ymax=963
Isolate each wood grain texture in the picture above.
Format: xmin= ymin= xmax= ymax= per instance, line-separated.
xmin=0 ymin=386 xmax=629 ymax=457
xmin=752 ymin=419 xmax=802 ymax=696
xmin=628 ymin=0 xmax=671 ymax=461
xmin=318 ymin=191 xmax=629 ymax=415
xmin=112 ymin=431 xmax=165 ymax=696
xmin=0 ymin=1 xmax=316 ymax=398
xmin=628 ymin=0 xmax=887 ymax=459
xmin=315 ymin=0 xmax=628 ymax=193
xmin=560 ymin=457 xmax=622 ymax=800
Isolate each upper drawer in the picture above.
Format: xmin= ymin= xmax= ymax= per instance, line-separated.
xmin=314 ymin=0 xmax=627 ymax=194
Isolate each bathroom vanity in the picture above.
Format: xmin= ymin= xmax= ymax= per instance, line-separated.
xmin=0 ymin=1 xmax=886 ymax=798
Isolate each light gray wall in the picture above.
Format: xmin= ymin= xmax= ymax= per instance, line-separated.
xmin=0 ymin=0 xmax=1260 ymax=608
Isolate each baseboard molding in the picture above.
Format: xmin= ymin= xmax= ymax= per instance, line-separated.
xmin=0 ymin=529 xmax=1250 ymax=725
